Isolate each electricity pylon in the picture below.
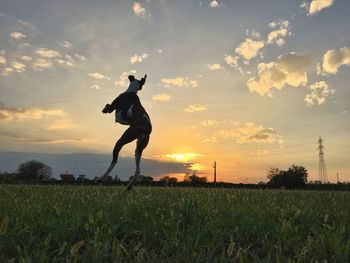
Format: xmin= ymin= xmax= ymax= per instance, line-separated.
xmin=318 ymin=136 xmax=328 ymax=183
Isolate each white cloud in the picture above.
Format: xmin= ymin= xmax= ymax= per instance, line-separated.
xmin=0 ymin=55 xmax=6 ymax=64
xmin=114 ymin=70 xmax=137 ymax=87
xmin=17 ymin=43 xmax=30 ymax=49
xmin=35 ymin=48 xmax=61 ymax=58
xmin=246 ymin=29 xmax=262 ymax=39
xmin=189 ymin=80 xmax=198 ymax=88
xmin=224 ymin=55 xmax=238 ymax=67
xmin=207 ymin=63 xmax=222 ymax=71
xmin=224 ymin=55 xmax=244 ymax=74
xmin=161 ymin=77 xmax=197 ymax=88
xmin=247 ymin=53 xmax=310 ymax=96
xmin=20 ymin=56 xmax=32 ymax=62
xmin=267 ymin=20 xmax=290 ymax=46
xmin=304 ymin=81 xmax=335 ymax=106
xmin=185 ymin=104 xmax=207 ymax=113
xmin=152 ymin=93 xmax=171 ymax=102
xmin=31 ymin=59 xmax=53 ymax=71
xmin=88 ymin=72 xmax=111 ymax=81
xmin=268 ymin=19 xmax=289 ymax=29
xmin=46 ymin=120 xmax=77 ymax=130
xmin=209 ymin=1 xmax=220 ymax=8
xmin=90 ymin=85 xmax=101 ymax=90
xmin=267 ymin=29 xmax=287 ymax=46
xmin=204 ymin=137 xmax=218 ymax=143
xmin=74 ymin=54 xmax=87 ymax=61
xmin=10 ymin=32 xmax=26 ymax=39
xmin=133 ymin=2 xmax=148 ymax=17
xmin=321 ymin=47 xmax=350 ymax=74
xmin=130 ymin=53 xmax=148 ymax=64
xmin=200 ymin=135 xmax=218 ymax=143
xmin=218 ymin=122 xmax=278 ymax=144
xmin=309 ymin=0 xmax=334 ymax=15
xmin=300 ymin=1 xmax=308 ymax=9
xmin=1 ymin=67 xmax=14 ymax=76
xmin=200 ymin=120 xmax=219 ymax=127
xmin=60 ymin=41 xmax=73 ymax=48
xmin=235 ymin=38 xmax=264 ymax=61
xmin=11 ymin=61 xmax=26 ymax=73
xmin=56 ymin=55 xmax=76 ymax=67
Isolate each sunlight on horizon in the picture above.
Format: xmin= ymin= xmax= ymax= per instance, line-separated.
xmin=0 ymin=0 xmax=349 ymax=182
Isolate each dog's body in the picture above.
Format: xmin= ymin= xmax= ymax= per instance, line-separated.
xmin=100 ymin=91 xmax=152 ymax=191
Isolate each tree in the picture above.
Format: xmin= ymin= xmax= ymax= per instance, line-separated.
xmin=0 ymin=172 xmax=17 ymax=183
xmin=160 ymin=176 xmax=178 ymax=183
xmin=267 ymin=164 xmax=308 ymax=188
xmin=17 ymin=160 xmax=52 ymax=181
xmin=114 ymin=175 xmax=121 ymax=182
xmin=76 ymin=174 xmax=87 ymax=184
xmin=128 ymin=175 xmax=154 ymax=183
xmin=184 ymin=172 xmax=207 ymax=185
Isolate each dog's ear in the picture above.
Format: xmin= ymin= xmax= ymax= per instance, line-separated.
xmin=102 ymin=104 xmax=112 ymax=113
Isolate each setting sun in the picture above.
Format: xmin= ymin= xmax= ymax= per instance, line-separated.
xmin=160 ymin=153 xmax=204 ymax=163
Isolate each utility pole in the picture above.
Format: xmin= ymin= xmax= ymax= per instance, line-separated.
xmin=213 ymin=161 xmax=217 ymax=185
xmin=318 ymin=136 xmax=328 ymax=183
xmin=337 ymin=172 xmax=339 ymax=184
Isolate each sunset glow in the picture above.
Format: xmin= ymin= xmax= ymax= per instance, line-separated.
xmin=161 ymin=153 xmax=204 ymax=163
xmin=1 ymin=0 xmax=349 ymax=182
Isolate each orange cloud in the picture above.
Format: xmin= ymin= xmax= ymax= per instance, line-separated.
xmin=152 ymin=93 xmax=171 ymax=102
xmin=161 ymin=77 xmax=198 ymax=88
xmin=309 ymin=0 xmax=334 ymax=15
xmin=235 ymin=38 xmax=264 ymax=61
xmin=0 ymin=104 xmax=64 ymax=121
xmin=185 ymin=104 xmax=207 ymax=113
xmin=218 ymin=122 xmax=279 ymax=144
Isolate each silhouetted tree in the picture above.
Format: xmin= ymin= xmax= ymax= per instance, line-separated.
xmin=104 ymin=175 xmax=114 ymax=183
xmin=267 ymin=164 xmax=308 ymax=188
xmin=160 ymin=176 xmax=178 ymax=183
xmin=184 ymin=172 xmax=207 ymax=185
xmin=17 ymin=160 xmax=52 ymax=181
xmin=129 ymin=175 xmax=154 ymax=183
xmin=0 ymin=172 xmax=17 ymax=183
xmin=76 ymin=174 xmax=86 ymax=184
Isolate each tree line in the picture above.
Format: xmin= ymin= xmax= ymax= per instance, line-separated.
xmin=1 ymin=160 xmax=350 ymax=190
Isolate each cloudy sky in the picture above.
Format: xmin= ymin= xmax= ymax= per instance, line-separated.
xmin=1 ymin=0 xmax=349 ymax=183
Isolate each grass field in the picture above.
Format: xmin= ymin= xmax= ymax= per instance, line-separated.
xmin=1 ymin=185 xmax=350 ymax=262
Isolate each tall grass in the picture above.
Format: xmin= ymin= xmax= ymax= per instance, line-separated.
xmin=1 ymin=185 xmax=349 ymax=262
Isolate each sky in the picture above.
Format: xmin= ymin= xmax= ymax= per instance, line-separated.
xmin=0 ymin=0 xmax=350 ymax=183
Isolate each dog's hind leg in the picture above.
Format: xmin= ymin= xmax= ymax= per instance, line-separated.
xmin=126 ymin=133 xmax=150 ymax=191
xmin=98 ymin=126 xmax=139 ymax=182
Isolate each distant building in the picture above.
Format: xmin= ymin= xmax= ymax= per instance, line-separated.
xmin=60 ymin=172 xmax=75 ymax=183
